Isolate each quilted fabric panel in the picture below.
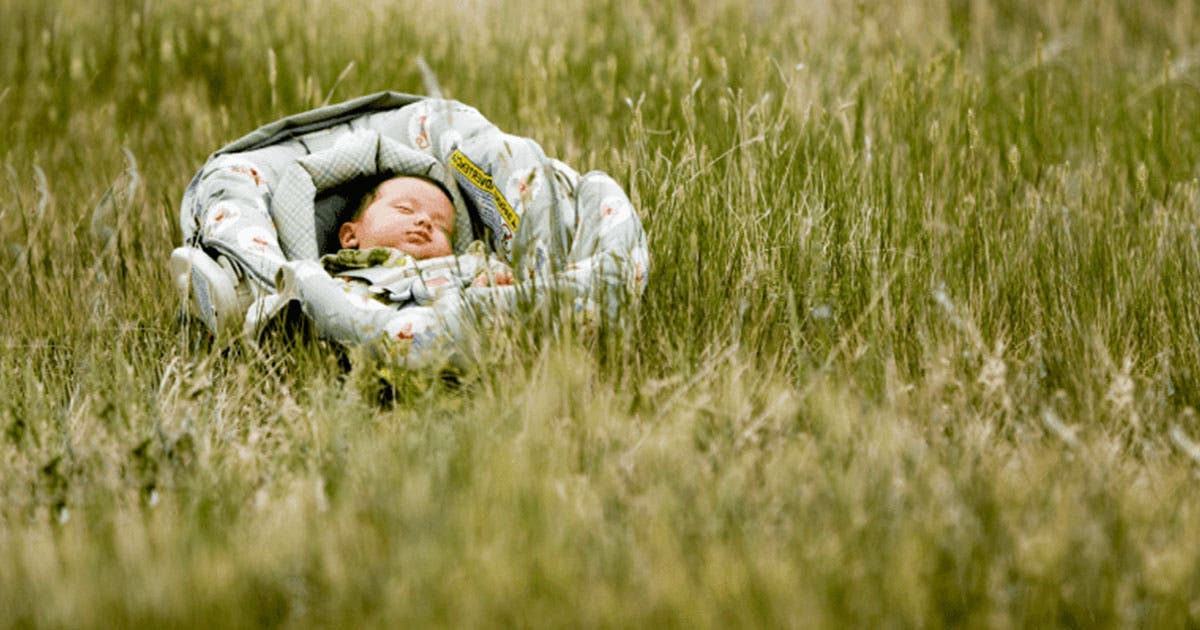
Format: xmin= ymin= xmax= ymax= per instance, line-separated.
xmin=298 ymin=130 xmax=380 ymax=189
xmin=272 ymin=164 xmax=320 ymax=260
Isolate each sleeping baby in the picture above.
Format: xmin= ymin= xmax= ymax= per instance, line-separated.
xmin=325 ymin=175 xmax=514 ymax=306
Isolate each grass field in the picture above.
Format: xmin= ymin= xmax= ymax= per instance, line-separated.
xmin=3 ymin=0 xmax=1200 ymax=626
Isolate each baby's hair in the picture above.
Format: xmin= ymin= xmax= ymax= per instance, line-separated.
xmin=350 ymin=174 xmax=454 ymax=221
xmin=349 ymin=176 xmax=389 ymax=221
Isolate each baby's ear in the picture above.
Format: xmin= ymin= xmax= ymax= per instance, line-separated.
xmin=338 ymin=222 xmax=358 ymax=248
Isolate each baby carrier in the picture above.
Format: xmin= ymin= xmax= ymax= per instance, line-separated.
xmin=173 ymin=91 xmax=649 ymax=367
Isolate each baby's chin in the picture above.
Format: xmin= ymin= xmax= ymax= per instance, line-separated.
xmin=390 ymin=242 xmax=453 ymax=260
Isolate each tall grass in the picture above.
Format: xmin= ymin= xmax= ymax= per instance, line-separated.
xmin=2 ymin=0 xmax=1200 ymax=626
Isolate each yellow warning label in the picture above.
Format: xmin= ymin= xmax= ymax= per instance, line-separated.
xmin=450 ymin=149 xmax=520 ymax=231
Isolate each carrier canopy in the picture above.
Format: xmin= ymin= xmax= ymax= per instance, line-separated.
xmin=271 ymin=130 xmax=472 ymax=260
xmin=216 ymin=91 xmax=425 ymax=156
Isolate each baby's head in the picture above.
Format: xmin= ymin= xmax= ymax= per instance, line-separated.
xmin=338 ymin=175 xmax=455 ymax=259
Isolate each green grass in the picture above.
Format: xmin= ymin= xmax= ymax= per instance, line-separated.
xmin=3 ymin=0 xmax=1200 ymax=626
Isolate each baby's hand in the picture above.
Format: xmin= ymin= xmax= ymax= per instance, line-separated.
xmin=472 ymin=270 xmax=514 ymax=287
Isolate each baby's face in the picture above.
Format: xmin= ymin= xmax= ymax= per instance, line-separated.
xmin=340 ymin=177 xmax=454 ymax=259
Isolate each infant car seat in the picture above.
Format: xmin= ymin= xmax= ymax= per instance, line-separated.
xmin=173 ymin=91 xmax=648 ymax=366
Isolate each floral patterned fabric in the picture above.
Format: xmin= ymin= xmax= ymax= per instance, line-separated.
xmin=179 ymin=93 xmax=649 ymax=368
